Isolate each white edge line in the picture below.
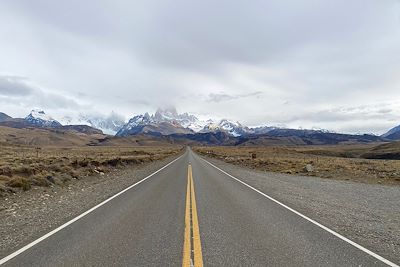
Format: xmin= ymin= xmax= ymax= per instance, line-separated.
xmin=200 ymin=156 xmax=399 ymax=267
xmin=0 ymin=154 xmax=184 ymax=265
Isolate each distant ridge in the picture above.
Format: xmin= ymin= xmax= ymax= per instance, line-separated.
xmin=382 ymin=125 xmax=400 ymax=140
xmin=0 ymin=107 xmax=396 ymax=145
xmin=0 ymin=110 xmax=103 ymax=135
xmin=0 ymin=112 xmax=12 ymax=122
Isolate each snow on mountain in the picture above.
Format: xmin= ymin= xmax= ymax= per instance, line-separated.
xmin=201 ymin=119 xmax=250 ymax=137
xmin=25 ymin=109 xmax=62 ymax=128
xmin=118 ymin=107 xmax=268 ymax=137
xmin=118 ymin=107 xmax=208 ymax=134
xmin=116 ymin=112 xmax=193 ymax=136
xmin=118 ymin=113 xmax=154 ymax=132
xmin=153 ymin=107 xmax=207 ymax=132
xmin=116 ymin=107 xmax=209 ymax=137
xmin=154 ymin=107 xmax=179 ymax=121
xmin=58 ymin=112 xmax=125 ymax=135
xmin=3 ymin=107 xmax=283 ymax=137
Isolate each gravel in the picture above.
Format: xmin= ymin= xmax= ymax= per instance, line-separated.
xmin=0 ymin=154 xmax=181 ymax=258
xmin=202 ymin=156 xmax=400 ymax=264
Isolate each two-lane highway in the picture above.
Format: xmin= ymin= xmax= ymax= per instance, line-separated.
xmin=1 ymin=148 xmax=397 ymax=266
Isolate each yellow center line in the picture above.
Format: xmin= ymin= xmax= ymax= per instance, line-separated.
xmin=182 ymin=166 xmax=192 ymax=267
xmin=182 ymin=164 xmax=204 ymax=267
xmin=190 ymin=165 xmax=204 ymax=267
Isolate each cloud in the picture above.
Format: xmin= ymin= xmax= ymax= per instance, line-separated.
xmin=0 ymin=0 xmax=399 ymax=134
xmin=268 ymin=102 xmax=400 ymax=134
xmin=0 ymin=74 xmax=82 ymax=116
xmin=206 ymin=91 xmax=262 ymax=103
xmin=0 ymin=75 xmax=34 ymax=96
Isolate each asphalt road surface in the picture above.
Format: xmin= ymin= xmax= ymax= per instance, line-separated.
xmin=1 ymin=148 xmax=397 ymax=266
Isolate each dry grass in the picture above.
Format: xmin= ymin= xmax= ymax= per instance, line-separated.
xmin=0 ymin=145 xmax=183 ymax=195
xmin=194 ymin=145 xmax=400 ymax=185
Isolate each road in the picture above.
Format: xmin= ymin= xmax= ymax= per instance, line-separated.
xmin=1 ymin=148 xmax=397 ymax=266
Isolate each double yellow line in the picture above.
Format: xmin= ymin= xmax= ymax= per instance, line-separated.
xmin=182 ymin=165 xmax=204 ymax=267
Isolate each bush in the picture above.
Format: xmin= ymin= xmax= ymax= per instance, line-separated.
xmin=6 ymin=177 xmax=31 ymax=191
xmin=90 ymin=160 xmax=101 ymax=167
xmin=79 ymin=159 xmax=89 ymax=167
xmin=13 ymin=166 xmax=35 ymax=176
xmin=104 ymin=158 xmax=122 ymax=167
xmin=0 ymin=175 xmax=10 ymax=182
xmin=31 ymin=175 xmax=50 ymax=187
xmin=0 ymin=166 xmax=12 ymax=177
xmin=49 ymin=164 xmax=63 ymax=172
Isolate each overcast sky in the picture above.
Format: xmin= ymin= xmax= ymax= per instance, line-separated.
xmin=0 ymin=0 xmax=400 ymax=134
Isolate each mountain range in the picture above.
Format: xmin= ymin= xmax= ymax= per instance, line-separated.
xmin=0 ymin=108 xmax=400 ymax=146
xmin=58 ymin=112 xmax=125 ymax=135
xmin=116 ymin=107 xmax=274 ymax=137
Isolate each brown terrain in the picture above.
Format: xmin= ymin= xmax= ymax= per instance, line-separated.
xmin=2 ymin=124 xmax=400 ymax=195
xmin=0 ymin=126 xmax=183 ymax=196
xmin=194 ymin=143 xmax=400 ymax=185
xmin=0 ymin=126 xmax=184 ymax=147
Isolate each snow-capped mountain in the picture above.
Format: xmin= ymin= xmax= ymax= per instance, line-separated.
xmin=24 ymin=109 xmax=62 ymax=128
xmin=118 ymin=113 xmax=154 ymax=131
xmin=0 ymin=109 xmax=105 ymax=134
xmin=117 ymin=107 xmax=209 ymax=137
xmin=2 ymin=107 xmax=387 ymax=146
xmin=12 ymin=107 xmax=282 ymax=138
xmin=201 ymin=119 xmax=250 ymax=137
xmin=116 ymin=112 xmax=193 ymax=136
xmin=58 ymin=112 xmax=125 ymax=135
xmin=153 ymin=107 xmax=207 ymax=132
xmin=117 ymin=107 xmax=263 ymax=137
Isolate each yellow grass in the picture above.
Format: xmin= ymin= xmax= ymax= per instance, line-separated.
xmin=194 ymin=146 xmax=400 ymax=185
xmin=0 ymin=145 xmax=183 ymax=193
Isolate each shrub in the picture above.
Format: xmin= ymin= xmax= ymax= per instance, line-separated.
xmin=90 ymin=160 xmax=101 ymax=167
xmin=104 ymin=158 xmax=122 ymax=167
xmin=6 ymin=177 xmax=31 ymax=191
xmin=0 ymin=166 xmax=12 ymax=177
xmin=31 ymin=175 xmax=50 ymax=186
xmin=49 ymin=164 xmax=63 ymax=172
xmin=13 ymin=166 xmax=35 ymax=176
xmin=79 ymin=159 xmax=89 ymax=167
xmin=0 ymin=175 xmax=10 ymax=182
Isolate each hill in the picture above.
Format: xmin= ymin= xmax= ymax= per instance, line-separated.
xmin=0 ymin=126 xmax=106 ymax=147
xmin=382 ymin=125 xmax=400 ymax=140
xmin=0 ymin=112 xmax=11 ymax=122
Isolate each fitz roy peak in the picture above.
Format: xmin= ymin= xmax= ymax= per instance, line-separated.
xmin=116 ymin=109 xmax=195 ymax=136
xmin=116 ymin=107 xmax=253 ymax=137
